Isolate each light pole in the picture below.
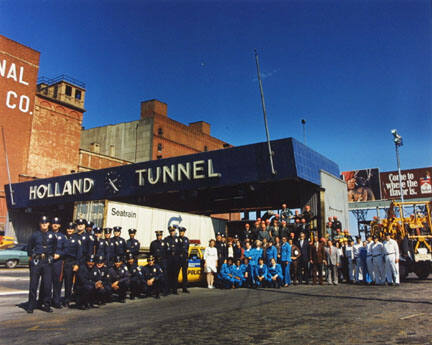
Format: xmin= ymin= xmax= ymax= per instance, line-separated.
xmin=301 ymin=119 xmax=306 ymax=144
xmin=391 ymin=129 xmax=404 ymax=216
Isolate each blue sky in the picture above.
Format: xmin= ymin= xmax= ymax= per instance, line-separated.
xmin=1 ymin=0 xmax=431 ymax=173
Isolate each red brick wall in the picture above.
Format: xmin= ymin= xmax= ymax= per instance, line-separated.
xmin=78 ymin=150 xmax=131 ymax=171
xmin=26 ymin=96 xmax=83 ymax=177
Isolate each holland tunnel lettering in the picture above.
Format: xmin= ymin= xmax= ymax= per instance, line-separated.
xmin=29 ymin=177 xmax=94 ymax=200
xmin=135 ymin=159 xmax=221 ymax=186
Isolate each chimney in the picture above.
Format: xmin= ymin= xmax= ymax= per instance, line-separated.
xmin=141 ymin=99 xmax=167 ymax=118
xmin=189 ymin=121 xmax=210 ymax=136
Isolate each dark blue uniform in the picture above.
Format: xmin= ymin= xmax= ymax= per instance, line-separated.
xmin=126 ymin=238 xmax=140 ymax=258
xmin=150 ymin=237 xmax=168 ymax=294
xmin=164 ymin=234 xmax=181 ymax=294
xmin=107 ymin=238 xmax=116 ymax=267
xmin=52 ymin=231 xmax=67 ymax=307
xmin=113 ymin=236 xmax=127 ymax=260
xmin=27 ymin=229 xmax=57 ymax=311
xmin=95 ymin=237 xmax=109 ymax=263
xmin=63 ymin=234 xmax=82 ymax=305
xmin=108 ymin=264 xmax=130 ymax=302
xmin=178 ymin=234 xmax=190 ymax=292
xmin=143 ymin=263 xmax=163 ymax=298
xmin=126 ymin=261 xmax=146 ymax=298
xmin=75 ymin=232 xmax=90 ymax=265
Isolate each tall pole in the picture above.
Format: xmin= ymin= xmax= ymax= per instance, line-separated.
xmin=301 ymin=119 xmax=306 ymax=144
xmin=254 ymin=50 xmax=276 ymax=175
xmin=395 ymin=143 xmax=404 ymax=203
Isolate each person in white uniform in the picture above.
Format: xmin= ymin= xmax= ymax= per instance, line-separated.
xmin=366 ymin=235 xmax=375 ymax=284
xmin=371 ymin=236 xmax=385 ymax=285
xmin=353 ymin=236 xmax=363 ymax=282
xmin=204 ymin=239 xmax=218 ymax=289
xmin=383 ymin=233 xmax=400 ymax=286
xmin=345 ymin=240 xmax=355 ymax=283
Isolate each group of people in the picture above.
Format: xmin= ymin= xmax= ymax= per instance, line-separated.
xmin=25 ymin=215 xmax=190 ymax=313
xmin=202 ymin=206 xmax=400 ymax=289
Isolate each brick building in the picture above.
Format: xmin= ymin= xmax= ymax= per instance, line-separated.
xmin=0 ymin=35 xmax=238 ymax=230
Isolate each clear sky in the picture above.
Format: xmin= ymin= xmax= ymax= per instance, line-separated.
xmin=1 ymin=0 xmax=431 ymax=173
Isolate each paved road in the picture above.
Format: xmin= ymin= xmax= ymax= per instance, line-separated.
xmin=0 ymin=269 xmax=431 ymax=345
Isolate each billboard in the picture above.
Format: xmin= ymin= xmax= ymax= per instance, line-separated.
xmin=341 ymin=168 xmax=381 ymax=202
xmin=380 ymin=167 xmax=432 ymax=200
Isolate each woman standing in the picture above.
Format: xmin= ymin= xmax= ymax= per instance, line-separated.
xmin=204 ymin=239 xmax=218 ymax=289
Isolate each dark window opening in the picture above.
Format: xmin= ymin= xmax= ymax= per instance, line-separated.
xmin=65 ymin=85 xmax=72 ymax=96
xmin=157 ymin=143 xmax=163 ymax=152
xmin=157 ymin=155 xmax=162 ymax=159
xmin=204 ymin=145 xmax=208 ymax=152
xmin=75 ymin=89 xmax=82 ymax=100
xmin=53 ymin=85 xmax=58 ymax=98
xmin=158 ymin=127 xmax=163 ymax=135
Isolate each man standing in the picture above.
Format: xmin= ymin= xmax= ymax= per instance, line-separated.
xmin=63 ymin=222 xmax=82 ymax=308
xmin=104 ymin=228 xmax=115 ymax=267
xmin=150 ymin=230 xmax=168 ymax=295
xmin=243 ymin=223 xmax=256 ymax=244
xmin=280 ymin=236 xmax=292 ymax=286
xmin=371 ymin=236 xmax=385 ymax=285
xmin=309 ymin=238 xmax=326 ymax=285
xmin=51 ymin=217 xmax=65 ymax=308
xmin=280 ymin=203 xmax=292 ymax=222
xmin=345 ymin=239 xmax=355 ymax=283
xmin=165 ymin=226 xmax=181 ymax=295
xmin=113 ymin=226 xmax=127 ymax=261
xmin=215 ymin=232 xmax=227 ymax=271
xmin=26 ymin=216 xmax=57 ymax=313
xmin=258 ymin=222 xmax=271 ymax=242
xmin=353 ymin=236 xmax=363 ymax=283
xmin=325 ymin=240 xmax=339 ymax=285
xmin=296 ymin=232 xmax=309 ymax=284
xmin=366 ymin=235 xmax=375 ymax=284
xmin=383 ymin=233 xmax=400 ymax=286
xmin=85 ymin=221 xmax=95 ymax=259
xmin=178 ymin=227 xmax=190 ymax=293
xmin=126 ymin=228 xmax=140 ymax=260
xmin=75 ymin=219 xmax=89 ymax=265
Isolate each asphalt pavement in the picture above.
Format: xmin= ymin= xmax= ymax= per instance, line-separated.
xmin=0 ymin=269 xmax=431 ymax=345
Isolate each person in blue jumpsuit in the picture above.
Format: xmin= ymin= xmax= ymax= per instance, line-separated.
xmin=126 ymin=229 xmax=140 ymax=260
xmin=265 ymin=240 xmax=278 ymax=266
xmin=218 ymin=257 xmax=235 ymax=288
xmin=267 ymin=258 xmax=284 ymax=288
xmin=26 ymin=216 xmax=57 ymax=313
xmin=62 ymin=221 xmax=82 ymax=307
xmin=231 ymin=259 xmax=244 ymax=288
xmin=243 ymin=240 xmax=255 ymax=285
xmin=280 ymin=236 xmax=292 ymax=286
xmin=254 ymin=257 xmax=269 ymax=288
xmin=240 ymin=257 xmax=252 ymax=288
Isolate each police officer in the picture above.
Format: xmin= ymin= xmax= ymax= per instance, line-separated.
xmin=109 ymin=255 xmax=130 ymax=303
xmin=76 ymin=254 xmax=99 ymax=309
xmin=178 ymin=227 xmax=190 ymax=293
xmin=113 ymin=226 xmax=127 ymax=261
xmin=165 ymin=226 xmax=181 ymax=295
xmin=51 ymin=217 xmax=66 ymax=308
xmin=26 ymin=216 xmax=57 ymax=313
xmin=143 ymin=255 xmax=163 ymax=298
xmin=104 ymin=228 xmax=115 ymax=267
xmin=93 ymin=255 xmax=113 ymax=305
xmin=63 ymin=221 xmax=82 ymax=307
xmin=126 ymin=228 xmax=140 ymax=260
xmin=75 ymin=219 xmax=89 ymax=264
xmin=215 ymin=232 xmax=227 ymax=270
xmin=150 ymin=230 xmax=168 ymax=295
xmin=125 ymin=252 xmax=145 ymax=299
xmin=85 ymin=220 xmax=96 ymax=258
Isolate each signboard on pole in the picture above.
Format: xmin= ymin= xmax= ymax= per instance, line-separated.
xmin=380 ymin=167 xmax=432 ymax=200
xmin=341 ymin=168 xmax=381 ymax=202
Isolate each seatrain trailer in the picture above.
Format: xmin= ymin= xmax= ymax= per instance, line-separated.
xmin=73 ymin=200 xmax=227 ymax=251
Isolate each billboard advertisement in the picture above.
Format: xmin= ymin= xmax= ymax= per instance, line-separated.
xmin=380 ymin=167 xmax=432 ymax=200
xmin=341 ymin=168 xmax=381 ymax=202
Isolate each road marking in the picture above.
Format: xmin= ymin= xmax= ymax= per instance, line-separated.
xmin=400 ymin=313 xmax=425 ymax=320
xmin=0 ymin=290 xmax=28 ymax=296
xmin=26 ymin=325 xmax=67 ymax=332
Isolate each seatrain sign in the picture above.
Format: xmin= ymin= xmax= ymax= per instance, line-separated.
xmin=5 ymin=138 xmax=340 ymax=209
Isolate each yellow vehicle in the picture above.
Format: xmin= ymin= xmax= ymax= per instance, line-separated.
xmin=371 ymin=201 xmax=432 ymax=280
xmin=0 ymin=236 xmax=17 ymax=249
xmin=138 ymin=241 xmax=206 ymax=284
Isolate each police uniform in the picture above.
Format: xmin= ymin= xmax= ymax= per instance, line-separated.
xmin=126 ymin=252 xmax=146 ymax=299
xmin=108 ymin=256 xmax=131 ymax=302
xmin=92 ymin=256 xmax=113 ymax=305
xmin=105 ymin=228 xmax=116 ymax=266
xmin=178 ymin=227 xmax=190 ymax=293
xmin=164 ymin=227 xmax=181 ymax=294
xmin=26 ymin=216 xmax=57 ymax=313
xmin=63 ymin=222 xmax=82 ymax=307
xmin=143 ymin=255 xmax=163 ymax=298
xmin=126 ymin=229 xmax=140 ymax=259
xmin=51 ymin=217 xmax=66 ymax=308
xmin=75 ymin=219 xmax=91 ymax=264
xmin=94 ymin=227 xmax=109 ymax=263
xmin=150 ymin=230 xmax=168 ymax=294
xmin=85 ymin=221 xmax=96 ymax=257
xmin=113 ymin=226 xmax=127 ymax=261
xmin=215 ymin=233 xmax=227 ymax=269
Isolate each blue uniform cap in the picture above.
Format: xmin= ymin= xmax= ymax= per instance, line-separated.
xmin=126 ymin=252 xmax=134 ymax=260
xmin=179 ymin=227 xmax=186 ymax=232
xmin=39 ymin=216 xmax=50 ymax=224
xmin=66 ymin=222 xmax=75 ymax=229
xmin=104 ymin=228 xmax=112 ymax=234
xmin=128 ymin=228 xmax=137 ymax=234
xmin=52 ymin=217 xmax=61 ymax=225
xmin=94 ymin=227 xmax=102 ymax=234
xmin=88 ymin=254 xmax=96 ymax=263
xmin=113 ymin=226 xmax=122 ymax=232
xmin=114 ymin=255 xmax=122 ymax=263
xmin=85 ymin=221 xmax=94 ymax=228
xmin=75 ymin=218 xmax=86 ymax=225
xmin=155 ymin=230 xmax=163 ymax=236
xmin=96 ymin=255 xmax=105 ymax=264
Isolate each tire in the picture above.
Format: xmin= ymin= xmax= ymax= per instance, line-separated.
xmin=6 ymin=259 xmax=18 ymax=269
xmin=414 ymin=262 xmax=430 ymax=280
xmin=399 ymin=263 xmax=409 ymax=282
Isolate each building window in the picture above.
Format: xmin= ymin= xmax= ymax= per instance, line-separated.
xmin=157 ymin=143 xmax=163 ymax=152
xmin=158 ymin=127 xmax=163 ymax=136
xmin=204 ymin=145 xmax=208 ymax=152
xmin=65 ymin=85 xmax=72 ymax=96
xmin=157 ymin=155 xmax=162 ymax=159
xmin=53 ymin=85 xmax=58 ymax=98
xmin=75 ymin=89 xmax=82 ymax=100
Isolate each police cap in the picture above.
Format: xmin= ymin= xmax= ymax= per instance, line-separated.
xmin=104 ymin=227 xmax=113 ymax=234
xmin=52 ymin=217 xmax=61 ymax=225
xmin=155 ymin=230 xmax=163 ymax=236
xmin=221 ymin=233 xmax=226 ymax=238
xmin=126 ymin=252 xmax=134 ymax=261
xmin=75 ymin=218 xmax=86 ymax=225
xmin=39 ymin=216 xmax=50 ymax=224
xmin=113 ymin=226 xmax=122 ymax=232
xmin=216 ymin=232 xmax=222 ymax=237
xmin=94 ymin=227 xmax=102 ymax=234
xmin=168 ymin=226 xmax=176 ymax=232
xmin=85 ymin=221 xmax=94 ymax=228
xmin=87 ymin=254 xmax=96 ymax=263
xmin=66 ymin=222 xmax=75 ymax=229
xmin=234 ymin=234 xmax=239 ymax=239
xmin=179 ymin=227 xmax=186 ymax=232
xmin=96 ymin=255 xmax=105 ymax=264
xmin=114 ymin=255 xmax=122 ymax=263
xmin=148 ymin=255 xmax=155 ymax=261
xmin=128 ymin=228 xmax=137 ymax=234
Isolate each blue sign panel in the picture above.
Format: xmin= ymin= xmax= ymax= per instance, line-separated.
xmin=5 ymin=138 xmax=339 ymax=209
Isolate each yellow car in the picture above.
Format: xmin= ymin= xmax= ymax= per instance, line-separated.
xmin=138 ymin=244 xmax=206 ymax=284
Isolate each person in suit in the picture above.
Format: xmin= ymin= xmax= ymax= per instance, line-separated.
xmin=309 ymin=238 xmax=326 ymax=285
xmin=325 ymin=240 xmax=339 ymax=285
xmin=296 ymin=232 xmax=309 ymax=284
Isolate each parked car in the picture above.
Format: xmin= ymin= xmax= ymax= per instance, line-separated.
xmin=0 ymin=243 xmax=29 ymax=268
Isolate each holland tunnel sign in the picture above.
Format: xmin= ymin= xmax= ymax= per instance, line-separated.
xmin=5 ymin=138 xmax=339 ymax=209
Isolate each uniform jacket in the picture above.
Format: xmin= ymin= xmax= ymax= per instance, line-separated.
xmin=281 ymin=242 xmax=292 ymax=262
xmin=267 ymin=263 xmax=283 ymax=280
xmin=27 ymin=229 xmax=57 ymax=257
